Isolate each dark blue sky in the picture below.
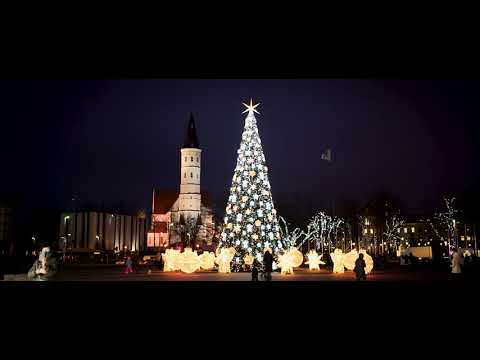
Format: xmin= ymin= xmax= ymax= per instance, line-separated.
xmin=1 ymin=80 xmax=478 ymax=220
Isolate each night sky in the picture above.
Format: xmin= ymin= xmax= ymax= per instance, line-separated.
xmin=1 ymin=80 xmax=479 ymax=224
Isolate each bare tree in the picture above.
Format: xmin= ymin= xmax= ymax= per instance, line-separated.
xmin=383 ymin=212 xmax=405 ymax=255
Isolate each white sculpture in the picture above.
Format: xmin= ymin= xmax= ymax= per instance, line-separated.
xmin=277 ymin=251 xmax=294 ymax=275
xmin=215 ymin=247 xmax=236 ymax=273
xmin=451 ymin=250 xmax=462 ymax=274
xmin=343 ymin=249 xmax=374 ymax=274
xmin=330 ymin=248 xmax=345 ymax=274
xmin=305 ymin=250 xmax=325 ymax=271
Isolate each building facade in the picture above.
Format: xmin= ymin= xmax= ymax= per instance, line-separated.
xmin=147 ymin=114 xmax=215 ymax=249
xmin=59 ymin=211 xmax=148 ymax=253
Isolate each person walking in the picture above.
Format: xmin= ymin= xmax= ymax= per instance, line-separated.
xmin=263 ymin=249 xmax=273 ymax=281
xmin=354 ymin=253 xmax=367 ymax=281
xmin=124 ymin=256 xmax=133 ymax=274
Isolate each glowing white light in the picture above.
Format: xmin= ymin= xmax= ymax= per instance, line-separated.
xmin=277 ymin=251 xmax=294 ymax=275
xmin=305 ymin=250 xmax=325 ymax=271
xmin=244 ymin=255 xmax=255 ymax=265
xmin=330 ymin=249 xmax=345 ymax=274
xmin=215 ymin=247 xmax=236 ymax=273
xmin=199 ymin=252 xmax=216 ymax=270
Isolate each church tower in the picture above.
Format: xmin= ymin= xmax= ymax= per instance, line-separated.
xmin=178 ymin=113 xmax=202 ymax=222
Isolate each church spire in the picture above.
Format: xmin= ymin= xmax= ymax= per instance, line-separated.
xmin=182 ymin=113 xmax=200 ymax=149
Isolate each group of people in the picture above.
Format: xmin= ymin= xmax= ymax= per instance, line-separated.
xmin=251 ymin=249 xmax=274 ymax=281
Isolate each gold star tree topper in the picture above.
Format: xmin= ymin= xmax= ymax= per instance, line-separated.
xmin=242 ymin=98 xmax=260 ymax=114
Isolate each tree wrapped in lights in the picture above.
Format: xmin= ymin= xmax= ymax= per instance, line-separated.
xmin=303 ymin=212 xmax=345 ymax=253
xmin=383 ymin=212 xmax=404 ymax=254
xmin=218 ymin=100 xmax=286 ymax=270
xmin=433 ymin=197 xmax=460 ymax=253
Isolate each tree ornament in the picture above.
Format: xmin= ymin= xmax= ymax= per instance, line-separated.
xmin=244 ymin=255 xmax=255 ymax=265
xmin=288 ymin=247 xmax=304 ymax=267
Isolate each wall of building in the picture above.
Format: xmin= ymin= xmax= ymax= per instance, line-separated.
xmin=59 ymin=212 xmax=148 ymax=252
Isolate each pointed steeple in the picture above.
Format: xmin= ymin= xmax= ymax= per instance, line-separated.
xmin=182 ymin=113 xmax=200 ymax=149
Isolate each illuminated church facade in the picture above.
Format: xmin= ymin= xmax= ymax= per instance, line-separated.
xmin=147 ymin=114 xmax=215 ymax=248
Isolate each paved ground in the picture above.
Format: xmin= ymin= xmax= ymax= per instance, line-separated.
xmin=15 ymin=264 xmax=454 ymax=281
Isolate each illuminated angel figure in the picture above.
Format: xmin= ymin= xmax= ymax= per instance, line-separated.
xmin=330 ymin=248 xmax=345 ymax=274
xmin=305 ymin=250 xmax=325 ymax=271
xmin=215 ymin=247 xmax=236 ymax=273
xmin=277 ymin=251 xmax=294 ymax=275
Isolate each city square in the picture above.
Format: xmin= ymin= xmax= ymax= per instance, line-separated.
xmin=1 ymin=80 xmax=478 ymax=285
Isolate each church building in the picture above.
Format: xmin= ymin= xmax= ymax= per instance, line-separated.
xmin=147 ymin=114 xmax=215 ymax=249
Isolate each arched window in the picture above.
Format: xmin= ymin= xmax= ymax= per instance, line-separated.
xmin=184 ymin=173 xmax=186 ymax=178
xmin=191 ymin=156 xmax=193 ymax=162
xmin=191 ymin=172 xmax=193 ymax=178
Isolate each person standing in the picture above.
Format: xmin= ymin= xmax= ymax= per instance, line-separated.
xmin=263 ymin=249 xmax=273 ymax=281
xmin=451 ymin=249 xmax=462 ymax=275
xmin=251 ymin=263 xmax=259 ymax=282
xmin=124 ymin=256 xmax=133 ymax=274
xmin=354 ymin=253 xmax=367 ymax=281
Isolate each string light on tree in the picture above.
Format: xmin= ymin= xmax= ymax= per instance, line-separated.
xmin=218 ymin=99 xmax=286 ymax=270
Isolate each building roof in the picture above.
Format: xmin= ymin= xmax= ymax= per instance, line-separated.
xmin=152 ymin=189 xmax=213 ymax=214
xmin=153 ymin=190 xmax=179 ymax=214
xmin=182 ymin=113 xmax=200 ymax=149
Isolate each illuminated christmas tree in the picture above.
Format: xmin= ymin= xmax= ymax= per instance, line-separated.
xmin=219 ymin=99 xmax=286 ymax=270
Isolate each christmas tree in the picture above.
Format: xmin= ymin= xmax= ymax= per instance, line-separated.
xmin=219 ymin=99 xmax=286 ymax=270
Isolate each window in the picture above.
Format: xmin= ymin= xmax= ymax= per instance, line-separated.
xmin=196 ymin=157 xmax=199 ymax=162
xmin=191 ymin=156 xmax=193 ymax=162
xmin=404 ymin=228 xmax=408 ymax=234
xmin=411 ymin=227 xmax=415 ymax=233
xmin=370 ymin=228 xmax=374 ymax=234
xmin=461 ymin=236 xmax=465 ymax=241
xmin=185 ymin=157 xmax=187 ymax=162
xmin=191 ymin=172 xmax=193 ymax=178
xmin=397 ymin=228 xmax=400 ymax=233
xmin=184 ymin=173 xmax=186 ymax=178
